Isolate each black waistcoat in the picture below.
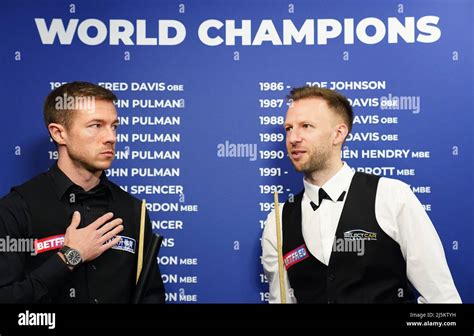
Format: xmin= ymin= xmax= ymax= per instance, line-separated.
xmin=282 ymin=172 xmax=414 ymax=303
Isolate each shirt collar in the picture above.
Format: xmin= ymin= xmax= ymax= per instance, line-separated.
xmin=48 ymin=163 xmax=113 ymax=200
xmin=303 ymin=162 xmax=354 ymax=205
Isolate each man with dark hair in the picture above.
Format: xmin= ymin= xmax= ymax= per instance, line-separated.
xmin=262 ymin=85 xmax=461 ymax=303
xmin=0 ymin=81 xmax=165 ymax=303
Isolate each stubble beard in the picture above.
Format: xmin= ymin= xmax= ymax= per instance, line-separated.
xmin=292 ymin=145 xmax=331 ymax=175
xmin=68 ymin=149 xmax=113 ymax=174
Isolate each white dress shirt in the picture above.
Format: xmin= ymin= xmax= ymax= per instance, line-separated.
xmin=261 ymin=162 xmax=462 ymax=303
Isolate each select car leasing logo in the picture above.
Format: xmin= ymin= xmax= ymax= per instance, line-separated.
xmin=18 ymin=310 xmax=55 ymax=330
xmin=343 ymin=229 xmax=377 ymax=241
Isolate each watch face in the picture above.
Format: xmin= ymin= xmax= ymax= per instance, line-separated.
xmin=66 ymin=249 xmax=82 ymax=266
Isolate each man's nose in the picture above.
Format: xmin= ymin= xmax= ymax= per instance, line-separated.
xmin=104 ymin=126 xmax=116 ymax=145
xmin=287 ymin=129 xmax=302 ymax=145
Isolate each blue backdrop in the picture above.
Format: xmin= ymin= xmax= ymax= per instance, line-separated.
xmin=0 ymin=0 xmax=472 ymax=303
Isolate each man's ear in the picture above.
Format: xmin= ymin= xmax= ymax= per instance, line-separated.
xmin=48 ymin=123 xmax=67 ymax=145
xmin=333 ymin=123 xmax=349 ymax=146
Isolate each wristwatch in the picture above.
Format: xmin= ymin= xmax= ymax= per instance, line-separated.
xmin=59 ymin=246 xmax=82 ymax=269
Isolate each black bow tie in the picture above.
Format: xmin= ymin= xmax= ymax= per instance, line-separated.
xmin=68 ymin=183 xmax=110 ymax=206
xmin=310 ymin=189 xmax=346 ymax=211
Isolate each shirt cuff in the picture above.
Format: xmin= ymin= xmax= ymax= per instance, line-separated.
xmin=31 ymin=253 xmax=73 ymax=295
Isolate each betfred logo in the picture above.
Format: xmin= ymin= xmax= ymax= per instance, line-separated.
xmin=283 ymin=244 xmax=309 ymax=270
xmin=34 ymin=235 xmax=65 ymax=254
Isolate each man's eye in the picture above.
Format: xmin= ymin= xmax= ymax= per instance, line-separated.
xmin=90 ymin=124 xmax=100 ymax=128
xmin=112 ymin=124 xmax=118 ymax=130
xmin=285 ymin=127 xmax=292 ymax=132
xmin=303 ymin=124 xmax=311 ymax=128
